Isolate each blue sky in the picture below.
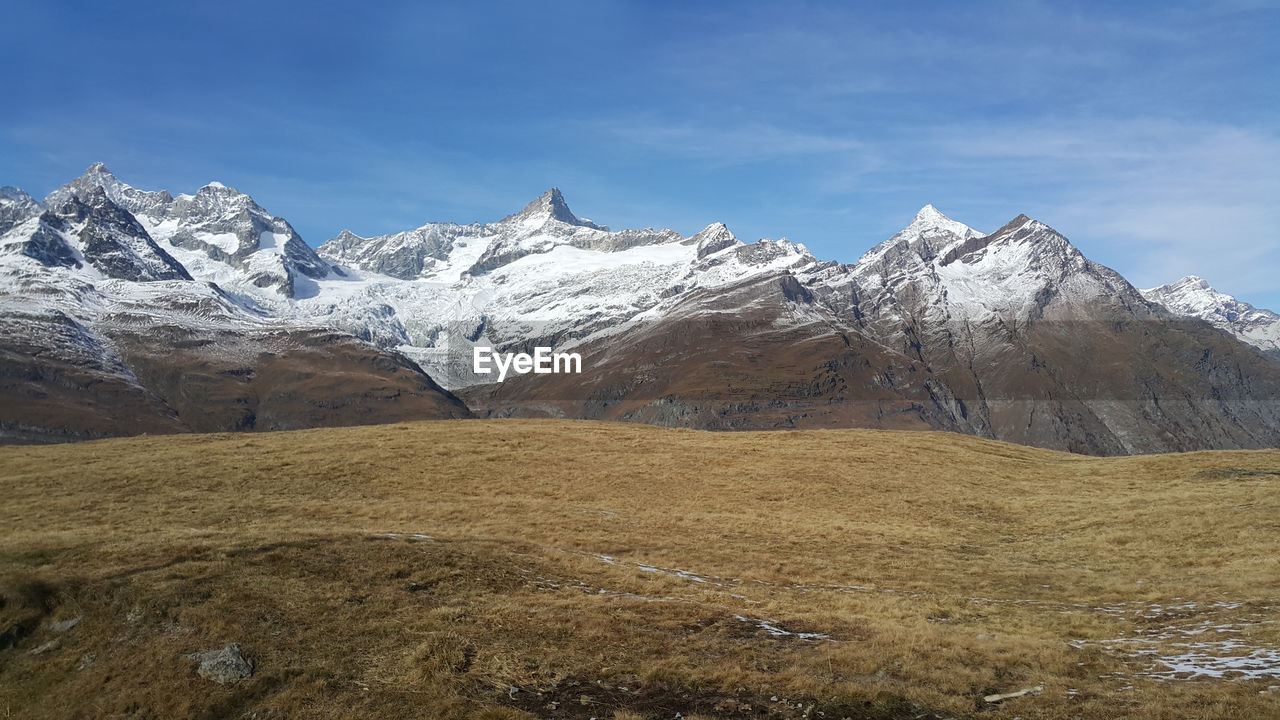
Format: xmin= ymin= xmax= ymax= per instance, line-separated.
xmin=4 ymin=1 xmax=1278 ymax=308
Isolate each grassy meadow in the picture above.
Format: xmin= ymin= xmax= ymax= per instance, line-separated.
xmin=1 ymin=420 xmax=1278 ymax=718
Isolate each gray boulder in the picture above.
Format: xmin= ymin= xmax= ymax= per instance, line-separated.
xmin=188 ymin=643 xmax=255 ymax=684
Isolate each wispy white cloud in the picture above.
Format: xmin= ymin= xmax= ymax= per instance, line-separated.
xmin=926 ymin=119 xmax=1280 ymax=301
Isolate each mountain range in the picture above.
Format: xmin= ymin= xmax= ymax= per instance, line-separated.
xmin=1 ymin=163 xmax=1277 ymax=453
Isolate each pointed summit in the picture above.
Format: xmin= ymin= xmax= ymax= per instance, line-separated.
xmin=504 ymin=188 xmax=606 ymax=230
xmin=905 ymin=204 xmax=981 ymax=241
xmin=913 ymin=203 xmax=945 ymax=222
xmin=76 ymin=163 xmax=140 ymax=199
xmin=84 ymin=161 xmax=114 ymax=177
xmin=44 ymin=163 xmax=119 ymax=208
xmin=690 ymin=221 xmax=741 ymax=259
xmin=44 ymin=162 xmax=172 ymax=214
xmin=194 ymin=179 xmax=243 ymax=198
xmin=856 ymin=204 xmax=985 ymax=269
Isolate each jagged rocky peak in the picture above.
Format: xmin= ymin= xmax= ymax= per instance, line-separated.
xmin=44 ymin=163 xmax=173 ymax=216
xmin=48 ymin=164 xmax=266 ymax=227
xmin=189 ymin=180 xmax=244 ymax=201
xmin=0 ymin=186 xmax=43 ymax=236
xmin=51 ymin=186 xmax=191 ymax=282
xmin=725 ymin=236 xmax=816 ymax=270
xmin=1142 ymin=274 xmax=1269 ymax=318
xmin=1 ymin=185 xmax=38 ymax=206
xmin=168 ymin=179 xmax=265 ymax=219
xmin=690 ymin=221 xmax=741 ymax=259
xmin=503 ymin=187 xmax=607 ymax=230
xmin=856 ymin=204 xmax=983 ymax=271
xmin=318 ymin=223 xmax=470 ymax=281
xmin=930 ymin=212 xmax=1092 ymax=279
xmin=978 ymin=214 xmax=1073 ymax=253
xmin=54 ymin=186 xmax=127 ymax=224
xmin=47 ymin=164 xmax=334 ymax=295
xmin=329 ymin=229 xmax=364 ymax=245
xmin=62 ymin=162 xmax=125 ymax=198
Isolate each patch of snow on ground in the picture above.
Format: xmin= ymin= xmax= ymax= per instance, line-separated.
xmin=1142 ymin=641 xmax=1280 ymax=681
xmin=733 ymin=615 xmax=832 ymax=641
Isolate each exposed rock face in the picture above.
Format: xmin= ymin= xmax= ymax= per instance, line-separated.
xmin=3 ymin=164 xmax=1278 ymax=453
xmin=17 ymin=215 xmax=79 ymax=269
xmin=54 ymin=188 xmax=192 ymax=282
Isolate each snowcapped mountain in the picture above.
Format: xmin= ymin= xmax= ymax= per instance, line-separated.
xmin=313 ymin=179 xmax=1277 ymax=454
xmin=46 ymin=163 xmax=336 ymax=298
xmin=307 ymin=187 xmax=818 ymax=387
xmin=2 ymin=163 xmax=1278 ymax=453
xmin=0 ymin=166 xmax=469 ymax=442
xmin=1141 ymin=276 xmax=1280 ymax=358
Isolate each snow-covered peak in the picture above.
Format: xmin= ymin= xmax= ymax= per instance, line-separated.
xmin=848 ymin=206 xmax=1137 ymax=327
xmin=1144 ymin=275 xmax=1210 ymax=298
xmin=44 ymin=163 xmax=174 ymax=217
xmin=907 ymin=204 xmax=982 ymax=241
xmin=0 ymin=186 xmax=45 ymax=237
xmin=940 ymin=212 xmax=1085 ymax=272
xmin=1143 ymin=275 xmax=1263 ymax=318
xmin=166 ymin=182 xmax=262 ymax=222
xmin=690 ymin=221 xmax=741 ymax=259
xmin=80 ymin=162 xmax=125 ymax=191
xmin=502 ymin=188 xmax=606 ymax=231
xmin=39 ymin=165 xmax=335 ymax=298
xmin=1 ymin=186 xmax=38 ymax=205
xmin=1141 ymin=276 xmax=1280 ymax=357
xmin=854 ymin=204 xmax=984 ymax=273
xmin=1 ymin=185 xmax=41 ymax=217
xmin=1001 ymin=214 xmax=1053 ymax=236
xmin=50 ymin=163 xmax=126 ymax=201
xmin=322 ymin=189 xmax=691 ymax=280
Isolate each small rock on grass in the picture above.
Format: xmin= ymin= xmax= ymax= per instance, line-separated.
xmin=30 ymin=639 xmax=60 ymax=655
xmin=187 ymin=643 xmax=255 ymax=684
xmin=48 ymin=617 xmax=81 ymax=632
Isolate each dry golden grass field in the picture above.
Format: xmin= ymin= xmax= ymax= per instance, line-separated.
xmin=1 ymin=420 xmax=1279 ymax=719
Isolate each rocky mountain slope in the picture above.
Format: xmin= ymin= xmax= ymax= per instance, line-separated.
xmin=457 ymin=208 xmax=1280 ymax=454
xmin=2 ymin=164 xmax=1277 ymax=453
